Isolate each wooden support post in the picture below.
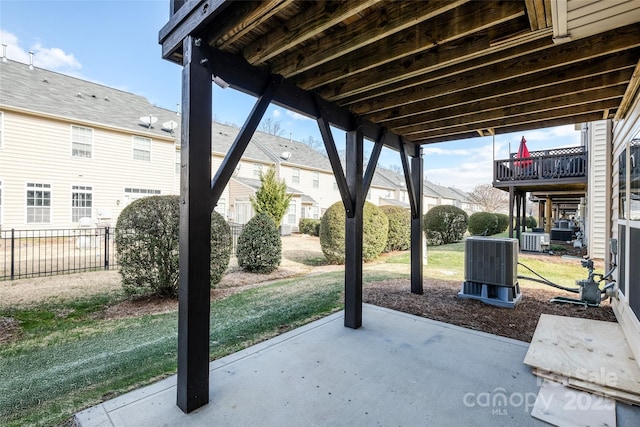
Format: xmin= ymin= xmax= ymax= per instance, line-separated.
xmin=521 ymin=192 xmax=527 ymax=233
xmin=177 ymin=36 xmax=212 ymax=414
xmin=515 ymin=192 xmax=522 ymax=240
xmin=410 ymin=148 xmax=424 ymax=294
xmin=508 ymin=186 xmax=515 ymax=238
xmin=545 ymin=196 xmax=552 ymax=233
xmin=344 ymin=125 xmax=363 ymax=329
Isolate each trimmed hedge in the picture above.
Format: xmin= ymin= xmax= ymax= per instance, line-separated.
xmin=319 ymin=201 xmax=388 ymax=264
xmin=299 ymin=218 xmax=321 ymax=236
xmin=237 ymin=212 xmax=282 ymax=273
xmin=423 ymin=205 xmax=468 ymax=245
xmin=115 ymin=195 xmax=231 ymax=298
xmin=380 ymin=205 xmax=411 ymax=252
xmin=468 ymin=212 xmax=499 ymax=236
xmin=526 ymin=215 xmax=537 ymax=229
xmin=495 ymin=213 xmax=510 ymax=234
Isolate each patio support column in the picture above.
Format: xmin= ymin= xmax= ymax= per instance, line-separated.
xmin=508 ymin=186 xmax=515 ymax=238
xmin=521 ymin=192 xmax=527 ymax=234
xmin=177 ymin=36 xmax=212 ymax=414
xmin=545 ymin=196 xmax=552 ymax=233
xmin=410 ymin=148 xmax=424 ymax=294
xmin=344 ymin=125 xmax=364 ymax=329
xmin=515 ymin=192 xmax=522 ymax=240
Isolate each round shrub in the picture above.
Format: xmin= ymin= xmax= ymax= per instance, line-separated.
xmin=526 ymin=215 xmax=537 ymax=230
xmin=380 ymin=205 xmax=411 ymax=252
xmin=423 ymin=205 xmax=468 ymax=245
xmin=210 ymin=210 xmax=232 ymax=284
xmin=495 ymin=213 xmax=510 ymax=233
xmin=468 ymin=212 xmax=499 ymax=236
xmin=237 ymin=212 xmax=282 ymax=273
xmin=115 ymin=196 xmax=231 ymax=298
xmin=299 ymin=218 xmax=321 ymax=236
xmin=319 ymin=201 xmax=389 ymax=264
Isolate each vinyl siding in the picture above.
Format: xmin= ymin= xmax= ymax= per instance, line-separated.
xmin=587 ymin=120 xmax=610 ymax=259
xmin=609 ymin=86 xmax=640 ymax=369
xmin=0 ymin=110 xmax=176 ymax=229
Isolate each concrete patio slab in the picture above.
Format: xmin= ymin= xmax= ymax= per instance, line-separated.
xmin=76 ymin=304 xmax=640 ymax=426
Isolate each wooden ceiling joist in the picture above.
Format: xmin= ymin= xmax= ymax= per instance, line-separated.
xmin=161 ymin=0 xmax=640 ymax=146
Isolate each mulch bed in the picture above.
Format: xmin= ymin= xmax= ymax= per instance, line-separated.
xmin=363 ymin=278 xmax=617 ymax=343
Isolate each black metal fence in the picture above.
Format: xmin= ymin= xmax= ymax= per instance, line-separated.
xmin=1 ymin=223 xmax=244 ymax=281
xmin=1 ymin=227 xmax=117 ymax=281
xmin=494 ymin=146 xmax=588 ymax=183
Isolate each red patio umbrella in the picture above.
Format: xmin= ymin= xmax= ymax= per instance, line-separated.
xmin=515 ymin=136 xmax=532 ymax=167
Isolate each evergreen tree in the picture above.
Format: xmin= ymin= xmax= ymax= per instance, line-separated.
xmin=250 ymin=168 xmax=292 ymax=225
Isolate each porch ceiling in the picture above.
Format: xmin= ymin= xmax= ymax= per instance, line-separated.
xmin=160 ymin=0 xmax=640 ymax=149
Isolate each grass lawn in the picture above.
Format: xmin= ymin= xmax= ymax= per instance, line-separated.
xmin=0 ymin=270 xmax=403 ymax=427
xmin=0 ymin=236 xmax=599 ymax=426
xmin=385 ymin=240 xmax=593 ymax=290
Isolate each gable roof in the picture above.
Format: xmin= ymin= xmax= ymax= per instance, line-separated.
xmin=0 ymin=59 xmax=179 ymax=140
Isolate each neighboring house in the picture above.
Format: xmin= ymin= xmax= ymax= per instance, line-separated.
xmin=0 ymin=58 xmax=180 ymax=229
xmin=0 ymin=57 xmax=478 ymax=232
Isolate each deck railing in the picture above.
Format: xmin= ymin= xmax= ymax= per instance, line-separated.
xmin=494 ymin=146 xmax=588 ymax=183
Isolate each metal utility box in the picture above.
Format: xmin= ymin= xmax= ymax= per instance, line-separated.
xmin=459 ymin=237 xmax=522 ymax=308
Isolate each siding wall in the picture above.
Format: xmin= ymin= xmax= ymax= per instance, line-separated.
xmin=610 ymin=87 xmax=640 ymax=369
xmin=587 ymin=120 xmax=610 ymax=259
xmin=0 ymin=110 xmax=176 ymax=229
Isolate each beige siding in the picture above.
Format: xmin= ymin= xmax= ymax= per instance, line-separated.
xmin=0 ymin=110 xmax=175 ymax=229
xmin=610 ymin=86 xmax=640 ymax=369
xmin=587 ymin=120 xmax=610 ymax=259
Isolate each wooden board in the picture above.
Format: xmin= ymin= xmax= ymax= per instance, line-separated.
xmin=531 ymin=379 xmax=616 ymax=427
xmin=524 ymin=314 xmax=640 ymax=398
xmin=534 ymin=369 xmax=640 ymax=406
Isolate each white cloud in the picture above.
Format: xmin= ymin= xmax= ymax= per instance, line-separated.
xmin=0 ymin=30 xmax=81 ymax=72
xmin=272 ymin=108 xmax=282 ymax=118
xmin=286 ymin=110 xmax=308 ymax=121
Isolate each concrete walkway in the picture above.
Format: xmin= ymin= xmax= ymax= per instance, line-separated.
xmin=76 ymin=305 xmax=640 ymax=426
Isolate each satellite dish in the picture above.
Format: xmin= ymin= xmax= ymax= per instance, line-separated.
xmin=162 ymin=120 xmax=178 ymax=132
xmin=280 ymin=151 xmax=292 ymax=160
xmin=139 ymin=115 xmax=158 ymax=128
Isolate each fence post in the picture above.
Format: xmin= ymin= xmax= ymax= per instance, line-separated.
xmin=104 ymin=226 xmax=110 ymax=270
xmin=10 ymin=228 xmax=15 ymax=280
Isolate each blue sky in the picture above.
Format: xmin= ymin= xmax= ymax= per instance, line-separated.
xmin=0 ymin=0 xmax=582 ymax=191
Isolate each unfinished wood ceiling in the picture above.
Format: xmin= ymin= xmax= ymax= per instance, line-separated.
xmin=160 ymin=0 xmax=640 ymax=146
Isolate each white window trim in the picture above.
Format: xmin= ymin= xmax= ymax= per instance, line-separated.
xmin=70 ymin=124 xmax=94 ymax=158
xmin=132 ymin=135 xmax=152 ymax=161
xmin=25 ymin=181 xmax=52 ymax=224
xmin=71 ymin=185 xmax=93 ymax=223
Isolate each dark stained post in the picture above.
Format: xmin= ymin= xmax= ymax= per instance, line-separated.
xmin=508 ymin=186 xmax=514 ymax=238
xmin=177 ymin=36 xmax=212 ymax=414
xmin=344 ymin=124 xmax=364 ymax=329
xmin=410 ymin=148 xmax=424 ymax=294
xmin=515 ymin=191 xmax=522 ymax=240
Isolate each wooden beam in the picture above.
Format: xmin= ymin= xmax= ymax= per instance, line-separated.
xmin=316 ymin=18 xmax=553 ymax=105
xmin=242 ymin=0 xmax=380 ymax=65
xmin=399 ymin=141 xmax=417 ymax=220
xmin=160 ymin=0 xmax=229 ymax=62
xmin=615 ymin=58 xmax=640 ymax=120
xmin=210 ymin=74 xmax=283 ymax=209
xmin=383 ymin=63 xmax=636 ymax=129
xmin=349 ymin=24 xmax=640 ymax=116
xmin=297 ymin=0 xmax=525 ymax=92
xmin=362 ymin=130 xmax=386 ymax=207
xmin=207 ymin=0 xmax=294 ymax=50
xmin=272 ymin=0 xmax=467 ymax=78
xmin=413 ymin=111 xmax=606 ymax=144
xmin=316 ymin=98 xmax=355 ymax=216
xmin=401 ymin=85 xmax=627 ymax=136
xmin=177 ymin=35 xmax=213 ymax=414
xmin=344 ymin=125 xmax=364 ymax=329
xmin=200 ymin=46 xmax=409 ymax=154
xmin=409 ymin=99 xmax=621 ymax=140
